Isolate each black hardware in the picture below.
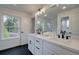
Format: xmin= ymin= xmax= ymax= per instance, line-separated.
xmin=29 ymin=40 xmax=31 ymax=44
xmin=36 ymin=40 xmax=39 ymax=42
xmin=36 ymin=47 xmax=39 ymax=50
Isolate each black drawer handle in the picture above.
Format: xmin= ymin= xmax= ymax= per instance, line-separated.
xmin=21 ymin=32 xmax=24 ymax=33
xmin=36 ymin=40 xmax=39 ymax=42
xmin=29 ymin=40 xmax=31 ymax=44
xmin=36 ymin=47 xmax=39 ymax=50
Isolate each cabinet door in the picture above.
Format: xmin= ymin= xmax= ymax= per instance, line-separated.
xmin=28 ymin=36 xmax=35 ymax=54
xmin=43 ymin=48 xmax=56 ymax=55
xmin=43 ymin=41 xmax=56 ymax=55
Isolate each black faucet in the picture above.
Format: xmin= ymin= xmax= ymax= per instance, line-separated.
xmin=60 ymin=30 xmax=66 ymax=39
xmin=58 ymin=30 xmax=71 ymax=39
xmin=58 ymin=34 xmax=60 ymax=38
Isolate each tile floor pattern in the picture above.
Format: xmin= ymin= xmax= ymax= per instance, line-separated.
xmin=0 ymin=44 xmax=32 ymax=55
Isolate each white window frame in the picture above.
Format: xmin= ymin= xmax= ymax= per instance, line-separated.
xmin=1 ymin=14 xmax=21 ymax=40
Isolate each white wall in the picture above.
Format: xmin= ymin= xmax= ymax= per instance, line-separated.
xmin=57 ymin=7 xmax=79 ymax=37
xmin=0 ymin=7 xmax=32 ymax=50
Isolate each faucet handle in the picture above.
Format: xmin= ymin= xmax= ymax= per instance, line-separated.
xmin=58 ymin=34 xmax=60 ymax=38
xmin=66 ymin=36 xmax=71 ymax=39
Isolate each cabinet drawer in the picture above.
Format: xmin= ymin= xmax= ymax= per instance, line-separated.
xmin=35 ymin=38 xmax=42 ymax=48
xmin=35 ymin=46 xmax=42 ymax=55
xmin=35 ymin=38 xmax=42 ymax=44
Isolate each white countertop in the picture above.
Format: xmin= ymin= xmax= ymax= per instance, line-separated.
xmin=29 ymin=34 xmax=79 ymax=54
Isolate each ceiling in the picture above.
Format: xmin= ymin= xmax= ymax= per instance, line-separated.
xmin=40 ymin=4 xmax=79 ymax=19
xmin=0 ymin=4 xmax=79 ymax=18
xmin=0 ymin=4 xmax=48 ymax=16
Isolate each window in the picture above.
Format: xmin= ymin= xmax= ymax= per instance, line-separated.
xmin=2 ymin=15 xmax=20 ymax=39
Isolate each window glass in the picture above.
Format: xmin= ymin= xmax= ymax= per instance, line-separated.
xmin=3 ymin=15 xmax=20 ymax=39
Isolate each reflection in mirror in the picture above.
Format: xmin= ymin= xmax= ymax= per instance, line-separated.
xmin=58 ymin=16 xmax=70 ymax=39
xmin=61 ymin=16 xmax=69 ymax=33
xmin=35 ymin=18 xmax=54 ymax=34
xmin=37 ymin=20 xmax=40 ymax=24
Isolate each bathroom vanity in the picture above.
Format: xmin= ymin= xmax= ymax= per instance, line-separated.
xmin=28 ymin=6 xmax=79 ymax=55
xmin=28 ymin=34 xmax=79 ymax=55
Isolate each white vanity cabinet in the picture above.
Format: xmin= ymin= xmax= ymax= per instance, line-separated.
xmin=43 ymin=40 xmax=76 ymax=55
xmin=28 ymin=34 xmax=77 ymax=55
xmin=28 ymin=35 xmax=35 ymax=54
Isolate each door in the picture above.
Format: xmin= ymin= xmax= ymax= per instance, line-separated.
xmin=0 ymin=14 xmax=21 ymax=50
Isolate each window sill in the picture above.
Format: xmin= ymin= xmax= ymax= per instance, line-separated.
xmin=2 ymin=36 xmax=20 ymax=40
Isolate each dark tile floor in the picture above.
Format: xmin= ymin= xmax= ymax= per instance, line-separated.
xmin=0 ymin=44 xmax=33 ymax=55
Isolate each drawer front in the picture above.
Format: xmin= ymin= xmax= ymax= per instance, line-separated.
xmin=35 ymin=38 xmax=42 ymax=45
xmin=35 ymin=46 xmax=42 ymax=55
xmin=35 ymin=38 xmax=42 ymax=49
xmin=44 ymin=41 xmax=76 ymax=55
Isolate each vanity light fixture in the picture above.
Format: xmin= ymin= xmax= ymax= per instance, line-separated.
xmin=62 ymin=6 xmax=66 ymax=10
xmin=36 ymin=7 xmax=46 ymax=16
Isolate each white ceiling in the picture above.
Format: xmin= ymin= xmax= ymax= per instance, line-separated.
xmin=0 ymin=4 xmax=47 ymax=16
xmin=40 ymin=4 xmax=79 ymax=19
xmin=0 ymin=4 xmax=79 ymax=18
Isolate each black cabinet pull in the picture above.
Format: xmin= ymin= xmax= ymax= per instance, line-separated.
xmin=29 ymin=40 xmax=31 ymax=44
xmin=36 ymin=47 xmax=39 ymax=50
xmin=36 ymin=40 xmax=39 ymax=42
xmin=21 ymin=32 xmax=24 ymax=33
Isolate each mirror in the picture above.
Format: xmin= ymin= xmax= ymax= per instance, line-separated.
xmin=61 ymin=16 xmax=69 ymax=34
xmin=35 ymin=15 xmax=57 ymax=34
